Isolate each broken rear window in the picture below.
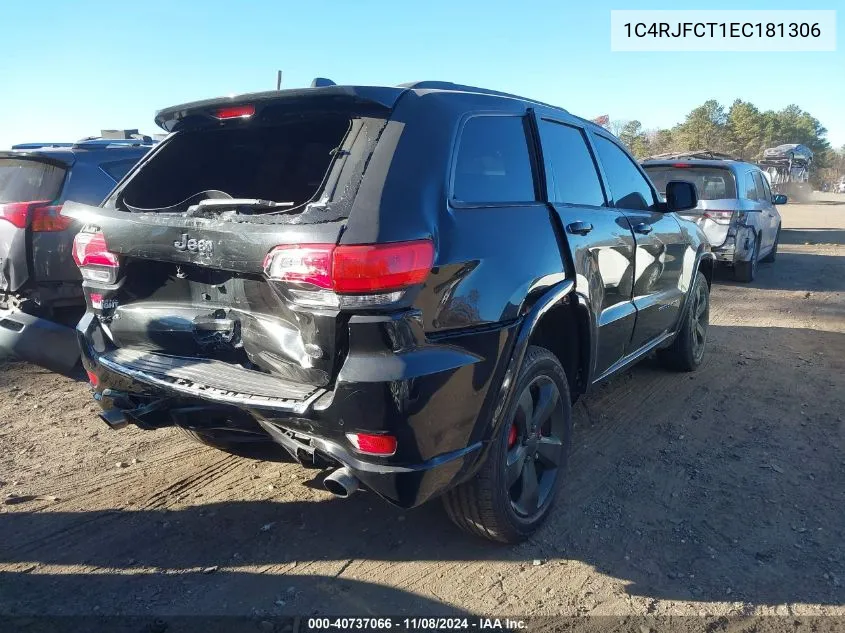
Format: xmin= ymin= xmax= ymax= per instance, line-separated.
xmin=643 ymin=166 xmax=737 ymax=201
xmin=118 ymin=114 xmax=351 ymax=213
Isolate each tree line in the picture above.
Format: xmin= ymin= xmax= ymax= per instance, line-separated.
xmin=609 ymin=99 xmax=844 ymax=185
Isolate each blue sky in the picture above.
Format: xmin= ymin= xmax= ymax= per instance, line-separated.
xmin=1 ymin=0 xmax=842 ymax=149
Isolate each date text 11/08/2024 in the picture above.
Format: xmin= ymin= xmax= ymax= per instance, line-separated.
xmin=305 ymin=618 xmax=528 ymax=631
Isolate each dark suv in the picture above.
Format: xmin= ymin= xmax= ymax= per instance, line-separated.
xmin=0 ymin=134 xmax=156 ymax=374
xmin=65 ymin=82 xmax=713 ymax=542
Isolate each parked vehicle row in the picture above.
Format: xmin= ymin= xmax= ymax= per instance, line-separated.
xmin=0 ymin=134 xmax=156 ymax=373
xmin=44 ymin=80 xmax=714 ymax=542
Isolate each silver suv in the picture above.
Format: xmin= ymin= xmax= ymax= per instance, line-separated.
xmin=642 ymin=156 xmax=786 ymax=282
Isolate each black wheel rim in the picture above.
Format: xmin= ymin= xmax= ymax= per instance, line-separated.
xmin=691 ymin=278 xmax=709 ymax=362
xmin=504 ymin=375 xmax=566 ymax=519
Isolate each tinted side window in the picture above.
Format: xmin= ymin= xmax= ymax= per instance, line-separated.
xmin=753 ymin=171 xmax=768 ymax=201
xmin=453 ymin=116 xmax=536 ymax=203
xmin=744 ymin=172 xmax=759 ymax=200
xmin=593 ymin=135 xmax=656 ymax=211
xmin=759 ymin=172 xmax=772 ymax=201
xmin=538 ymin=120 xmax=605 ymax=207
xmin=100 ymin=158 xmax=140 ymax=183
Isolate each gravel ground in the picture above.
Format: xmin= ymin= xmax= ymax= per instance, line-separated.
xmin=1 ymin=194 xmax=844 ymax=620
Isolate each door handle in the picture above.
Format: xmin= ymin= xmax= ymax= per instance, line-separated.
xmin=633 ymin=222 xmax=653 ymax=235
xmin=567 ymin=221 xmax=594 ymax=236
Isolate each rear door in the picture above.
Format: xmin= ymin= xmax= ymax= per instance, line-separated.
xmin=535 ymin=116 xmax=636 ymax=378
xmin=591 ymin=134 xmax=686 ymax=354
xmin=754 ymin=170 xmax=779 ymax=252
xmin=743 ymin=170 xmax=768 ymax=250
xmin=0 ymin=155 xmax=69 ymax=294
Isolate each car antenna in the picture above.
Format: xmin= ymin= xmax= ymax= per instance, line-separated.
xmin=276 ymin=70 xmax=282 ymax=90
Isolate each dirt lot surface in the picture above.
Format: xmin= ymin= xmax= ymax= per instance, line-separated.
xmin=1 ymin=194 xmax=844 ymax=619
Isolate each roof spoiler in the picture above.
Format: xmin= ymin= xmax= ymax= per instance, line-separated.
xmin=154 ymin=85 xmax=404 ymax=132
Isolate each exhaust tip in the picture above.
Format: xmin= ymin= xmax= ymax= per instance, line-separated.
xmin=324 ymin=467 xmax=359 ymax=498
xmin=100 ymin=409 xmax=129 ymax=430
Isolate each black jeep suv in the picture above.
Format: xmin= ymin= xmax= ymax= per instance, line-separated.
xmin=64 ymin=81 xmax=712 ymax=542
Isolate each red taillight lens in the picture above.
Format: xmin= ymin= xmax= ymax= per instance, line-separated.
xmin=0 ymin=201 xmax=72 ymax=232
xmin=31 ymin=204 xmax=72 ymax=232
xmin=346 ymin=433 xmax=397 ymax=456
xmin=332 ymin=242 xmax=434 ymax=293
xmin=263 ymin=240 xmax=434 ymax=294
xmin=72 ymin=231 xmax=120 ymax=283
xmin=0 ymin=201 xmax=38 ymax=228
xmin=214 ymin=104 xmax=255 ymax=120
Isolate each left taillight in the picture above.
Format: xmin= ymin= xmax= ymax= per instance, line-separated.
xmin=72 ymin=231 xmax=120 ymax=284
xmin=0 ymin=201 xmax=72 ymax=231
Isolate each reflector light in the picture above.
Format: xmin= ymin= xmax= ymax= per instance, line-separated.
xmin=86 ymin=370 xmax=99 ymax=387
xmin=263 ymin=240 xmax=434 ymax=295
xmin=346 ymin=433 xmax=398 ymax=456
xmin=672 ymin=163 xmax=691 ymax=168
xmin=214 ymin=104 xmax=255 ymax=120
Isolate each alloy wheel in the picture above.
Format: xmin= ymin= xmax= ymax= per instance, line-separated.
xmin=691 ymin=279 xmax=709 ymax=362
xmin=505 ymin=375 xmax=566 ymax=518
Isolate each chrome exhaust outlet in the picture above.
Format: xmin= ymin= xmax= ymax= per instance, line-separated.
xmin=323 ymin=467 xmax=359 ymax=498
xmin=100 ymin=409 xmax=129 ymax=430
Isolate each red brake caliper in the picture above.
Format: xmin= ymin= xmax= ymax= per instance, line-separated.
xmin=507 ymin=423 xmax=518 ymax=448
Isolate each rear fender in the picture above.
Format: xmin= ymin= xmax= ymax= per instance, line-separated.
xmin=481 ymin=279 xmax=575 ymax=447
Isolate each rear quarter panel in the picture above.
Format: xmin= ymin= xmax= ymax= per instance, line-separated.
xmin=339 ymin=90 xmax=568 ymax=458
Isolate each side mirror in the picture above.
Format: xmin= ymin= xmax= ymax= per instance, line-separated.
xmin=665 ymin=180 xmax=698 ymax=212
xmin=772 ymin=194 xmax=788 ymax=205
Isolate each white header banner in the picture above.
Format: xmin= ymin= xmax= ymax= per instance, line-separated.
xmin=611 ymin=10 xmax=837 ymax=52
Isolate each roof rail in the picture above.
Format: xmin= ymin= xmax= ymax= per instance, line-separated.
xmin=397 ymin=81 xmax=565 ymax=113
xmin=644 ymin=149 xmax=739 ymax=162
xmin=72 ymin=137 xmax=156 ymax=149
xmin=398 ymin=80 xmax=522 ymax=99
xmin=10 ymin=142 xmax=75 ymax=150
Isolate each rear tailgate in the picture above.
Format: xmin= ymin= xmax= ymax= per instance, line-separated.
xmin=64 ymin=202 xmax=347 ymax=387
xmin=62 ymin=93 xmax=398 ymax=389
xmin=0 ymin=155 xmax=69 ymax=292
xmin=643 ymin=164 xmax=739 ymax=247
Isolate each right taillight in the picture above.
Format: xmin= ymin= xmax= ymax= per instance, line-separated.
xmin=72 ymin=231 xmax=120 ymax=284
xmin=263 ymin=240 xmax=434 ymax=308
xmin=702 ymin=210 xmax=735 ymax=225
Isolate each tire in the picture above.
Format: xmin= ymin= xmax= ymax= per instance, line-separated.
xmin=443 ymin=346 xmax=572 ymax=543
xmin=177 ymin=427 xmax=287 ymax=460
xmin=658 ymin=271 xmax=710 ymax=372
xmin=761 ymin=227 xmax=780 ymax=263
xmin=734 ymin=235 xmax=760 ymax=282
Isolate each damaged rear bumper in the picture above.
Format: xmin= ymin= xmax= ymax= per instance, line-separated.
xmin=77 ymin=312 xmax=508 ymax=508
xmin=0 ymin=307 xmax=80 ymax=375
